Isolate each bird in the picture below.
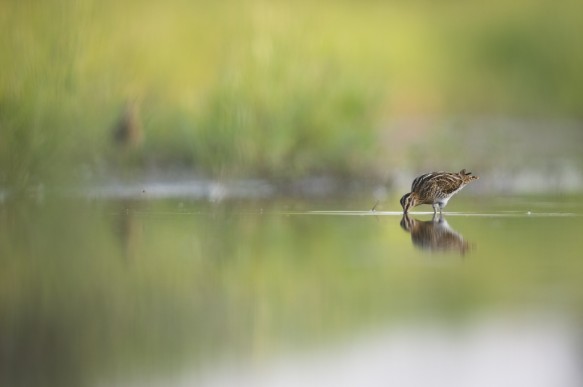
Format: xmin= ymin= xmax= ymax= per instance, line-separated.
xmin=400 ymin=169 xmax=479 ymax=214
xmin=113 ymin=100 xmax=143 ymax=149
xmin=400 ymin=213 xmax=471 ymax=255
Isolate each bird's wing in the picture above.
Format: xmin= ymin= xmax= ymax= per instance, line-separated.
xmin=434 ymin=173 xmax=465 ymax=195
xmin=411 ymin=172 xmax=439 ymax=192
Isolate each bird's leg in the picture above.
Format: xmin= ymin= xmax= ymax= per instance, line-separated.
xmin=432 ymin=203 xmax=438 ymax=214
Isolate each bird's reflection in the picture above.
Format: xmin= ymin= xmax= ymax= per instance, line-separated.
xmin=112 ymin=200 xmax=144 ymax=262
xmin=400 ymin=213 xmax=471 ymax=255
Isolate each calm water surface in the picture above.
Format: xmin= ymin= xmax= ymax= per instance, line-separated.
xmin=1 ymin=195 xmax=583 ymax=387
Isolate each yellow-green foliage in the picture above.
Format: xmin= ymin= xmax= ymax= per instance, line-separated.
xmin=1 ymin=0 xmax=583 ymax=187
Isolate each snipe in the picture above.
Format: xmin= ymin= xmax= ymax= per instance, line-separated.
xmin=400 ymin=169 xmax=479 ymax=214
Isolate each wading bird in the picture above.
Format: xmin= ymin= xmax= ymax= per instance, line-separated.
xmin=400 ymin=169 xmax=479 ymax=214
xmin=113 ymin=101 xmax=143 ymax=149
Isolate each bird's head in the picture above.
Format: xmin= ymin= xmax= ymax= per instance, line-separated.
xmin=400 ymin=192 xmax=418 ymax=214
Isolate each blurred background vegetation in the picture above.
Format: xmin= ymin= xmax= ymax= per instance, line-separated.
xmin=1 ymin=0 xmax=583 ymax=191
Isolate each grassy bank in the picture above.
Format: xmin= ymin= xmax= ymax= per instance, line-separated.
xmin=1 ymin=0 xmax=583 ymax=190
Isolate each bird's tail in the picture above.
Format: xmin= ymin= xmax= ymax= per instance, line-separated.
xmin=459 ymin=169 xmax=479 ymax=182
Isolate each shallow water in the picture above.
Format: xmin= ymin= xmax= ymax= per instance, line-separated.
xmin=1 ymin=194 xmax=583 ymax=387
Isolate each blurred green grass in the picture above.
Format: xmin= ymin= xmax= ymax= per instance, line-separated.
xmin=1 ymin=0 xmax=583 ymax=189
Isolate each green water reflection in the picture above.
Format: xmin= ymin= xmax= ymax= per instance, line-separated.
xmin=1 ymin=196 xmax=582 ymax=386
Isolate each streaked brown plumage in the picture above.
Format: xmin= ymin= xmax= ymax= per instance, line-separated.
xmin=400 ymin=169 xmax=479 ymax=214
xmin=400 ymin=213 xmax=470 ymax=255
